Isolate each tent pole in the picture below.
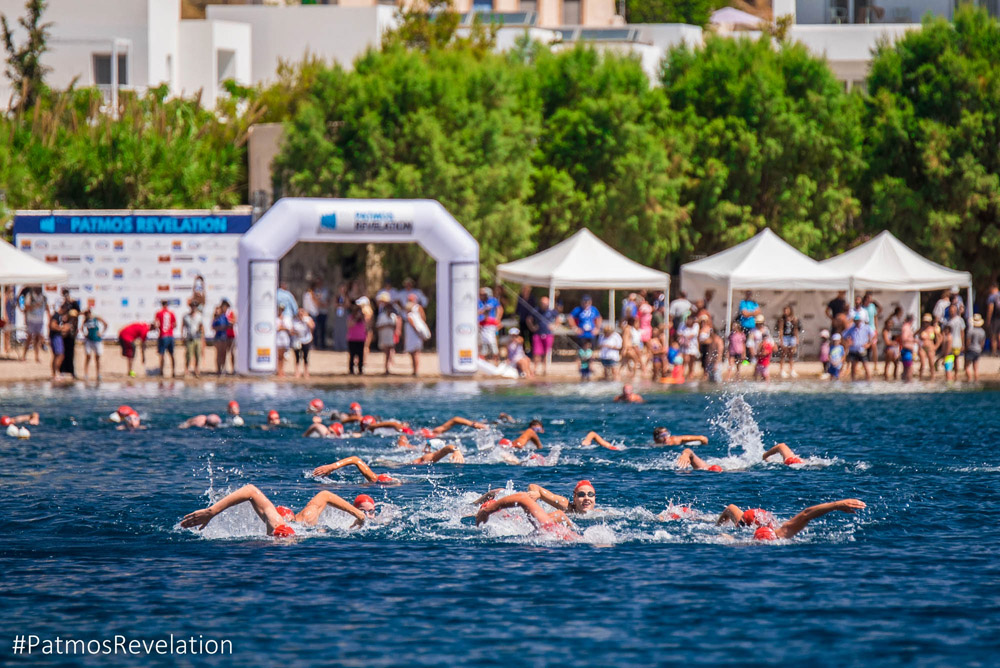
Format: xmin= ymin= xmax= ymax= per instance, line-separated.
xmin=848 ymin=278 xmax=855 ymax=310
xmin=725 ymin=280 xmax=733 ymax=339
xmin=610 ymin=289 xmax=616 ymax=327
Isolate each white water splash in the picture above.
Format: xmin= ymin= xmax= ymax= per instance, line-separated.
xmin=708 ymin=394 xmax=766 ymax=468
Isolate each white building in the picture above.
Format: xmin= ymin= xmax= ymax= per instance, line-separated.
xmin=0 ymin=0 xmax=250 ymax=108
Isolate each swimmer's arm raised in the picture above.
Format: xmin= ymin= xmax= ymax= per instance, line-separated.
xmin=472 ymin=489 xmax=505 ymax=505
xmin=527 ymin=483 xmax=569 ymax=511
xmin=475 ymin=492 xmax=551 ymax=527
xmin=515 ymin=428 xmax=542 ymax=449
xmin=311 ymin=456 xmax=377 ymax=482
xmin=667 ymin=435 xmax=708 ymax=445
xmin=762 ymin=443 xmax=794 ymax=461
xmin=716 ymin=504 xmax=744 ymax=526
xmin=581 ymin=431 xmax=619 ymax=450
xmin=300 ymin=491 xmax=366 ymax=528
xmin=776 ymin=499 xmax=865 ymax=539
xmin=181 ymin=484 xmax=280 ymax=532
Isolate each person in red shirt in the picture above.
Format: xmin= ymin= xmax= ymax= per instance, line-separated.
xmin=154 ymin=300 xmax=177 ymax=378
xmin=118 ymin=322 xmax=151 ymax=377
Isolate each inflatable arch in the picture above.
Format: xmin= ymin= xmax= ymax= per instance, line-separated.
xmin=236 ymin=198 xmax=479 ymax=375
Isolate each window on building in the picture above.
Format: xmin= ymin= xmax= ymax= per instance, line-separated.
xmin=564 ymin=0 xmax=580 ymax=24
xmin=217 ymin=49 xmax=236 ymax=84
xmin=166 ymin=54 xmax=173 ymax=83
xmin=93 ymin=53 xmax=128 ymax=86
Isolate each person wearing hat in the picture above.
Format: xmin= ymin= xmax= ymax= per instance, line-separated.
xmin=843 ymin=312 xmax=876 ymax=381
xmin=375 ymin=291 xmax=401 ymax=374
xmin=478 ymin=286 xmax=503 ymax=363
xmin=828 ymin=332 xmax=845 ymax=380
xmin=964 ymin=313 xmax=986 ymax=382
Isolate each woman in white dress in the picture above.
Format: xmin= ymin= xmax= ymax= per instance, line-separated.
xmin=403 ymin=294 xmax=429 ymax=376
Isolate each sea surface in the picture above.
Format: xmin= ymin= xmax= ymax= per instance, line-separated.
xmin=1 ymin=381 xmax=999 ymax=666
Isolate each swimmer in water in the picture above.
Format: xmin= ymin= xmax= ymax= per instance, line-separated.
xmin=410 ymin=442 xmax=465 ymax=464
xmin=179 ymin=414 xmax=223 ymax=429
xmin=613 ymin=384 xmax=644 ymax=403
xmin=762 ymin=442 xmax=805 ymax=465
xmin=263 ymin=410 xmax=282 ymax=429
xmin=227 ymin=401 xmax=240 ymax=416
xmin=475 ymin=492 xmax=579 ymax=540
xmin=508 ymin=420 xmax=544 ymax=449
xmin=715 ymin=498 xmax=866 ymax=540
xmin=312 ymin=456 xmax=400 ymax=484
xmin=653 ymin=426 xmax=708 ymax=446
xmin=528 ymin=480 xmax=598 ymax=514
xmin=0 ymin=412 xmax=40 ymax=426
xmin=302 ymin=421 xmax=362 ymax=438
xmin=180 ymin=484 xmax=371 ymax=537
xmin=111 ymin=405 xmax=144 ymax=430
xmin=675 ymin=448 xmax=723 ymax=472
xmin=430 ymin=416 xmax=488 ymax=434
xmin=307 ymin=398 xmax=325 ymax=414
xmin=580 ymin=431 xmax=625 ymax=451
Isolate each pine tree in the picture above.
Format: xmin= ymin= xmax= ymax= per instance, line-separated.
xmin=1 ymin=0 xmax=51 ymax=113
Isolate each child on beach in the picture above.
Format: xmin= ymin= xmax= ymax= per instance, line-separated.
xmin=578 ymin=340 xmax=593 ymax=381
xmin=828 ymin=333 xmax=845 ymax=380
xmin=755 ymin=334 xmax=774 ymax=382
xmin=819 ymin=329 xmax=831 ymax=379
xmin=727 ymin=323 xmax=746 ymax=380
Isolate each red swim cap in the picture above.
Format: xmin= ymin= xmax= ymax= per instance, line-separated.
xmin=267 ymin=410 xmax=280 ymax=421
xmin=349 ymin=402 xmax=361 ymax=412
xmin=0 ymin=416 xmax=10 ymax=427
xmin=420 ymin=428 xmax=434 ymax=438
xmin=309 ymin=398 xmax=324 ymax=412
xmin=272 ymin=525 xmax=295 ymax=538
xmin=754 ymin=526 xmax=777 ymax=541
xmin=227 ymin=400 xmax=239 ymax=410
xmin=353 ymin=494 xmax=375 ymax=510
xmin=275 ymin=505 xmax=295 ymax=520
xmin=574 ymin=480 xmax=594 ymax=493
xmin=362 ymin=415 xmax=376 ymax=426
xmin=117 ymin=405 xmax=136 ymax=417
xmin=784 ymin=456 xmax=803 ymax=465
xmin=740 ymin=508 xmax=766 ymax=526
xmin=498 ymin=438 xmax=513 ymax=447
xmin=707 ymin=465 xmax=723 ymax=472
xmin=330 ymin=422 xmax=345 ymax=436
xmin=375 ymin=473 xmax=395 ymax=483
xmin=668 ymin=506 xmax=691 ymax=520
xmin=402 ymin=426 xmax=414 ymax=435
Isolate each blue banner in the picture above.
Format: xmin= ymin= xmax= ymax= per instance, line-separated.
xmin=13 ymin=213 xmax=252 ymax=235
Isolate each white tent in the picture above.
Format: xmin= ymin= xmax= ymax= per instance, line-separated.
xmin=496 ymin=228 xmax=670 ymax=323
xmin=681 ymin=228 xmax=848 ymax=340
xmin=0 ymin=238 xmax=69 ymax=332
xmin=821 ymin=230 xmax=973 ymax=324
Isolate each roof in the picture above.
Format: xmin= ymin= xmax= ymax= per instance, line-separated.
xmin=0 ymin=238 xmax=70 ymax=284
xmin=680 ymin=228 xmax=847 ymax=290
xmin=820 ymin=230 xmax=971 ymax=291
xmin=496 ymin=228 xmax=669 ymax=290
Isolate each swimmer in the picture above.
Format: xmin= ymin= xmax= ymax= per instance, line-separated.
xmin=307 ymin=398 xmax=325 ymax=414
xmin=179 ymin=414 xmax=222 ymax=429
xmin=475 ymin=492 xmax=579 ymax=540
xmin=0 ymin=412 xmax=40 ymax=426
xmin=112 ymin=405 xmax=144 ymax=430
xmin=613 ymin=384 xmax=644 ymax=403
xmin=675 ymin=448 xmax=723 ymax=472
xmin=312 ymin=456 xmax=400 ymax=484
xmin=509 ymin=420 xmax=545 ymax=449
xmin=302 ymin=421 xmax=361 ymax=438
xmin=495 ymin=413 xmax=516 ymax=423
xmin=580 ymin=431 xmax=624 ymax=451
xmin=430 ymin=416 xmax=488 ymax=434
xmin=227 ymin=400 xmax=240 ymax=416
xmin=762 ymin=442 xmax=804 ymax=465
xmin=180 ymin=484 xmax=370 ymax=537
xmin=653 ymin=426 xmax=708 ymax=446
xmin=411 ymin=442 xmax=465 ymax=464
xmin=364 ymin=419 xmax=413 ymax=434
xmin=715 ymin=498 xmax=866 ymax=540
xmin=528 ymin=480 xmax=598 ymax=514
xmin=264 ymin=410 xmax=281 ymax=428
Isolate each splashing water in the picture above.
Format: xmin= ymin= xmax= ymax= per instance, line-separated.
xmin=708 ymin=394 xmax=766 ymax=468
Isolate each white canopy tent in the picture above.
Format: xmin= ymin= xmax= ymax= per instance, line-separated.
xmin=496 ymin=228 xmax=670 ymax=324
xmin=0 ymin=238 xmax=69 ymax=332
xmin=821 ymin=230 xmax=973 ymax=325
xmin=680 ymin=228 xmax=848 ymax=343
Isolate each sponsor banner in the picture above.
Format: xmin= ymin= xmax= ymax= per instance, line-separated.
xmin=248 ymin=261 xmax=278 ymax=373
xmin=449 ymin=262 xmax=479 ymax=373
xmin=13 ymin=213 xmax=246 ymax=337
xmin=317 ymin=205 xmax=415 ymax=235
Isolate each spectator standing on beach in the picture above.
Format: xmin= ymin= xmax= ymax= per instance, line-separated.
xmin=862 ymin=292 xmax=882 ymax=366
xmin=277 ymin=282 xmax=298 ymax=321
xmin=275 ymin=305 xmax=292 ymax=378
xmin=331 ymin=284 xmax=351 ymax=352
xmin=81 ymin=308 xmax=107 ymax=381
xmin=984 ymin=283 xmax=1000 ymax=356
xmin=375 ymin=292 xmax=401 ymax=375
xmin=818 ymin=330 xmax=831 ymax=379
xmin=826 ymin=290 xmax=849 ymax=333
xmin=48 ymin=306 xmax=68 ymax=380
xmin=292 ymin=307 xmax=315 ymax=379
xmin=347 ymin=303 xmax=368 ymax=375
xmin=154 ymin=300 xmax=177 ymax=378
xmin=118 ymin=320 xmax=150 ymax=378
xmin=932 ymin=289 xmax=952 ymax=324
xmin=844 ymin=313 xmax=875 ymax=381
xmin=737 ymin=291 xmax=760 ymax=334
xmin=965 ymin=314 xmax=985 ymax=382
xmin=944 ymin=305 xmax=965 ymax=381
xmin=899 ymin=315 xmax=917 ymax=383
xmin=578 ymin=339 xmax=593 ymax=381
xmin=302 ymin=280 xmax=324 ymax=350
xmin=211 ymin=299 xmax=234 ymax=376
xmin=637 ymin=295 xmax=654 ymax=346
xmin=527 ymin=295 xmax=558 ymax=376
xmin=569 ymin=295 xmax=601 ymax=347
xmin=19 ymin=287 xmax=47 ymax=363
xmin=597 ymin=323 xmax=622 ymax=380
xmin=403 ymin=294 xmax=430 ymax=376
xmin=191 ymin=275 xmax=206 ymax=308
xmin=58 ymin=289 xmax=80 ymax=378
xmin=828 ymin=333 xmax=845 ymax=380
xmin=776 ymin=306 xmax=800 ymax=379
xmin=478 ymin=287 xmax=502 ymax=363
xmin=848 ymin=295 xmax=869 ymax=324
xmin=182 ymin=300 xmax=204 ymax=378
xmin=668 ymin=291 xmax=691 ymax=333
xmin=726 ymin=323 xmax=746 ymax=380
xmin=506 ymin=328 xmax=533 ymax=378
xmin=399 ymin=278 xmax=428 ymax=309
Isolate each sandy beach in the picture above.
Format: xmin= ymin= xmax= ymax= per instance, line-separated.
xmin=1 ymin=343 xmax=996 ymax=385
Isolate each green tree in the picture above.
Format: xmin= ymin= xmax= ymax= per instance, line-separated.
xmin=625 ymin=0 xmax=725 ymax=26
xmin=660 ymin=34 xmax=863 ymax=257
xmin=1 ymin=0 xmax=50 ymax=113
xmin=863 ymin=5 xmax=1000 ymax=285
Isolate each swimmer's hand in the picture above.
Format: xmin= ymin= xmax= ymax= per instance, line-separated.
xmin=180 ymin=508 xmax=215 ymax=531
xmin=834 ymin=499 xmax=866 ymax=513
xmin=472 ymin=421 xmax=487 ymax=429
xmin=312 ymin=464 xmax=335 ymax=477
xmin=526 ymin=489 xmax=541 ymax=501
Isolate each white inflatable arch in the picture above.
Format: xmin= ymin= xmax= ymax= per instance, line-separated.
xmin=236 ymin=198 xmax=479 ymax=375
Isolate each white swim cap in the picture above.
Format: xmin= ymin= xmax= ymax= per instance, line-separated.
xmin=6 ymin=423 xmax=18 ymax=437
xmin=428 ymin=438 xmax=446 ymax=448
xmin=232 ymin=415 xmax=244 ymax=427
xmin=17 ymin=426 xmax=30 ymax=439
xmin=109 ymin=412 xmax=122 ymax=423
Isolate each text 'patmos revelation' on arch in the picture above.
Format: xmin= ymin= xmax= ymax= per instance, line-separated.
xmin=236 ymin=198 xmax=479 ymax=375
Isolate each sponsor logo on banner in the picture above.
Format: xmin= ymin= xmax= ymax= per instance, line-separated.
xmin=171 ymin=268 xmax=183 ymax=280
xmin=113 ymin=240 xmax=124 ymax=251
xmin=320 ymin=213 xmax=337 ymax=229
xmin=45 ymin=255 xmax=58 ymax=263
xmin=254 ymin=322 xmax=273 ymax=335
xmin=256 ymin=348 xmax=272 ymax=364
xmin=37 ymin=240 xmax=49 ymax=250
xmin=20 ymin=240 xmax=31 ymax=250
xmin=121 ymin=298 xmax=129 ymax=307
xmin=158 ymin=285 xmax=170 ymax=292
xmin=158 ymin=255 xmax=171 ymax=263
xmin=113 ymin=268 xmax=124 ymax=279
xmin=83 ymin=285 xmax=93 ymax=292
xmin=457 ymin=324 xmax=474 ymax=336
xmin=172 ymin=240 xmax=183 ymax=251
xmin=174 ymin=255 xmax=192 ymax=262
xmin=39 ymin=216 xmax=55 ymax=233
xmin=187 ymin=241 xmax=201 ymax=250
xmin=459 ymin=349 xmax=473 ymax=364
xmin=95 ymin=268 xmax=110 ymax=278
xmin=85 ymin=255 xmax=94 ymax=263
xmin=96 ymin=240 xmax=110 ymax=250
xmin=61 ymin=255 xmax=80 ymax=262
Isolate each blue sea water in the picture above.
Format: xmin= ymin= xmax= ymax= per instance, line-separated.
xmin=1 ymin=381 xmax=999 ymax=667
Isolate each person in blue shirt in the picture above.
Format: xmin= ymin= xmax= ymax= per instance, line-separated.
xmin=843 ymin=313 xmax=875 ymax=381
xmin=569 ymin=295 xmax=602 ymax=343
xmin=828 ymin=333 xmax=845 ymax=380
xmin=738 ymin=291 xmax=760 ymax=333
xmin=478 ymin=287 xmax=503 ymax=363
